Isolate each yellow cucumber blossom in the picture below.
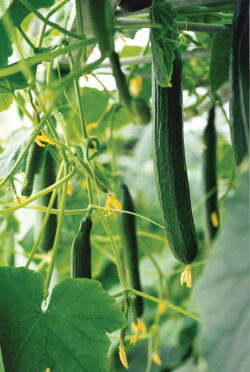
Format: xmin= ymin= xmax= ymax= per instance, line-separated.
xmin=67 ymin=182 xmax=72 ymax=196
xmin=158 ymin=303 xmax=166 ymax=314
xmin=16 ymin=195 xmax=27 ymax=204
xmin=86 ymin=122 xmax=98 ymax=133
xmin=152 ymin=352 xmax=162 ymax=365
xmin=105 ymin=194 xmax=122 ymax=216
xmin=35 ymin=135 xmax=55 ymax=147
xmin=81 ymin=179 xmax=87 ymax=189
xmin=137 ymin=319 xmax=147 ymax=334
xmin=180 ymin=265 xmax=192 ymax=288
xmin=119 ymin=344 xmax=129 ymax=369
xmin=130 ymin=76 xmax=142 ymax=97
xmin=211 ymin=211 xmax=219 ymax=227
xmin=130 ymin=319 xmax=146 ymax=345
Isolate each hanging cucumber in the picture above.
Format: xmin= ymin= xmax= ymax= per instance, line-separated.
xmin=38 ymin=150 xmax=57 ymax=252
xmin=202 ymin=106 xmax=219 ymax=245
xmin=152 ymin=49 xmax=198 ymax=265
xmin=229 ymin=0 xmax=249 ymax=167
xmin=120 ymin=184 xmax=143 ymax=317
xmin=21 ymin=140 xmax=45 ymax=198
xmin=109 ymin=51 xmax=151 ymax=125
xmin=119 ymin=0 xmax=152 ymax=12
xmin=87 ymin=0 xmax=115 ymax=57
xmin=71 ymin=216 xmax=92 ymax=279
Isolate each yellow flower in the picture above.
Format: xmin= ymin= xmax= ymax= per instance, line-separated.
xmin=35 ymin=135 xmax=55 ymax=148
xmin=130 ymin=327 xmax=140 ymax=345
xmin=119 ymin=344 xmax=129 ymax=369
xmin=130 ymin=76 xmax=142 ymax=97
xmin=105 ymin=194 xmax=122 ymax=216
xmin=81 ymin=179 xmax=87 ymax=189
xmin=211 ymin=211 xmax=219 ymax=227
xmin=159 ymin=303 xmax=166 ymax=314
xmin=180 ymin=265 xmax=192 ymax=288
xmin=152 ymin=352 xmax=162 ymax=365
xmin=67 ymin=182 xmax=72 ymax=196
xmin=83 ymin=73 xmax=88 ymax=82
xmin=86 ymin=122 xmax=98 ymax=133
xmin=16 ymin=195 xmax=27 ymax=204
xmin=137 ymin=319 xmax=147 ymax=334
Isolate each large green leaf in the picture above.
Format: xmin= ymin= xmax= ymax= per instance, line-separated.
xmin=150 ymin=1 xmax=179 ymax=87
xmin=209 ymin=34 xmax=232 ymax=96
xmin=0 ymin=79 xmax=13 ymax=111
xmin=0 ymin=267 xmax=125 ymax=371
xmin=194 ymin=170 xmax=249 ymax=372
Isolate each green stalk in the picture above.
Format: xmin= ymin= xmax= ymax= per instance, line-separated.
xmin=96 ymin=209 xmax=127 ymax=290
xmin=37 ymin=0 xmax=70 ymax=47
xmin=17 ymin=26 xmax=36 ymax=50
xmin=19 ymin=0 xmax=84 ymax=41
xmin=43 ymin=165 xmax=68 ymax=299
xmin=25 ymin=163 xmax=64 ymax=268
xmin=75 ymin=0 xmax=85 ymax=37
xmin=0 ymin=168 xmax=75 ymax=215
xmin=0 ymin=38 xmax=96 ymax=78
xmin=129 ymin=288 xmax=201 ymax=322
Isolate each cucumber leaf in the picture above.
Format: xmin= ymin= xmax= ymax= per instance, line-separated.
xmin=0 ymin=0 xmax=55 ymax=67
xmin=150 ymin=1 xmax=179 ymax=87
xmin=0 ymin=267 xmax=125 ymax=372
xmin=210 ymin=33 xmax=232 ymax=97
xmin=0 ymin=79 xmax=13 ymax=111
xmin=0 ymin=128 xmax=30 ymax=178
xmin=194 ymin=170 xmax=249 ymax=372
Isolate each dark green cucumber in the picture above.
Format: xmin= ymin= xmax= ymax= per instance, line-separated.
xmin=87 ymin=0 xmax=114 ymax=57
xmin=152 ymin=49 xmax=198 ymax=264
xmin=119 ymin=0 xmax=152 ymax=12
xmin=21 ymin=141 xmax=45 ymax=197
xmin=39 ymin=150 xmax=57 ymax=252
xmin=71 ymin=216 xmax=92 ymax=279
xmin=120 ymin=184 xmax=143 ymax=317
xmin=202 ymin=106 xmax=219 ymax=245
xmin=229 ymin=0 xmax=249 ymax=166
xmin=109 ymin=51 xmax=151 ymax=125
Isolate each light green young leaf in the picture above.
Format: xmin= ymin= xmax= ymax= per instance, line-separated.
xmin=0 ymin=0 xmax=55 ymax=67
xmin=150 ymin=1 xmax=179 ymax=87
xmin=0 ymin=0 xmax=12 ymax=18
xmin=0 ymin=128 xmax=31 ymax=178
xmin=194 ymin=170 xmax=249 ymax=372
xmin=0 ymin=267 xmax=125 ymax=372
xmin=0 ymin=79 xmax=13 ymax=111
xmin=210 ymin=34 xmax=232 ymax=96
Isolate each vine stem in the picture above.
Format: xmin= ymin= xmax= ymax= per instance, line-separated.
xmin=19 ymin=0 xmax=84 ymax=40
xmin=96 ymin=209 xmax=127 ymax=290
xmin=37 ymin=0 xmax=70 ymax=48
xmin=0 ymin=38 xmax=96 ymax=78
xmin=25 ymin=163 xmax=64 ymax=268
xmin=0 ymin=168 xmax=76 ymax=215
xmin=43 ymin=165 xmax=68 ymax=299
xmin=116 ymin=18 xmax=232 ymax=34
xmin=129 ymin=288 xmax=201 ymax=322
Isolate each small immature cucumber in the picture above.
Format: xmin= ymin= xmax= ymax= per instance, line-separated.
xmin=152 ymin=49 xmax=198 ymax=264
xmin=229 ymin=0 xmax=249 ymax=166
xmin=39 ymin=150 xmax=57 ymax=252
xmin=120 ymin=184 xmax=143 ymax=317
xmin=202 ymin=106 xmax=219 ymax=245
xmin=21 ymin=141 xmax=45 ymax=198
xmin=87 ymin=0 xmax=114 ymax=57
xmin=119 ymin=0 xmax=152 ymax=12
xmin=71 ymin=216 xmax=92 ymax=279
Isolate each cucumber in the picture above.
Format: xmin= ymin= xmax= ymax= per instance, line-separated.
xmin=21 ymin=141 xmax=45 ymax=198
xmin=71 ymin=216 xmax=92 ymax=279
xmin=202 ymin=106 xmax=219 ymax=245
xmin=109 ymin=51 xmax=151 ymax=125
xmin=87 ymin=0 xmax=114 ymax=57
xmin=120 ymin=184 xmax=143 ymax=317
xmin=152 ymin=49 xmax=198 ymax=264
xmin=229 ymin=0 xmax=249 ymax=166
xmin=39 ymin=150 xmax=57 ymax=252
xmin=119 ymin=0 xmax=152 ymax=12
